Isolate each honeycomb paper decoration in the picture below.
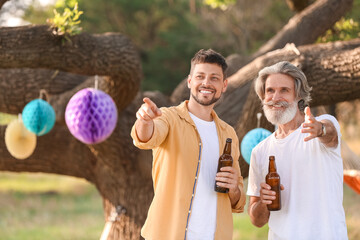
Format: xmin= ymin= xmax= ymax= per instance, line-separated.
xmin=22 ymin=99 xmax=56 ymax=136
xmin=241 ymin=128 xmax=272 ymax=164
xmin=65 ymin=88 xmax=118 ymax=144
xmin=5 ymin=118 xmax=37 ymax=160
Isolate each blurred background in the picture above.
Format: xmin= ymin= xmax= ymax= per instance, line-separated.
xmin=0 ymin=0 xmax=359 ymax=239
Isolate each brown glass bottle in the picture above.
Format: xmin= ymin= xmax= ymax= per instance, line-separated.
xmin=214 ymin=138 xmax=233 ymax=193
xmin=265 ymin=156 xmax=281 ymax=211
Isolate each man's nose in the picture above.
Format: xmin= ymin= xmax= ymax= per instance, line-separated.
xmin=202 ymin=76 xmax=211 ymax=86
xmin=272 ymin=91 xmax=281 ymax=102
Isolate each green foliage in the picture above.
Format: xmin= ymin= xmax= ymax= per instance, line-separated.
xmin=317 ymin=18 xmax=360 ymax=43
xmin=47 ymin=1 xmax=83 ymax=40
xmin=21 ymin=0 xmax=294 ymax=93
xmin=203 ymin=0 xmax=236 ymax=10
xmin=0 ymin=112 xmax=17 ymax=126
xmin=76 ymin=0 xmax=215 ymax=93
xmin=317 ymin=0 xmax=360 ymax=43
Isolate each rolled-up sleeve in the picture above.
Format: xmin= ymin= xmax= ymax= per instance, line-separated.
xmin=131 ymin=113 xmax=170 ymax=150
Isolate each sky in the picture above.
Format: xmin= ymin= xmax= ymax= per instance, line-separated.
xmin=0 ymin=0 xmax=55 ymax=26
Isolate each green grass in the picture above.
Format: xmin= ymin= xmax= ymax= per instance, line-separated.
xmin=0 ymin=172 xmax=359 ymax=240
xmin=0 ymin=172 xmax=104 ymax=240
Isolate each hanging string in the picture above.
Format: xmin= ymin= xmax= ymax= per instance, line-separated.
xmin=18 ymin=113 xmax=26 ymax=137
xmin=39 ymin=89 xmax=49 ymax=101
xmin=95 ymin=75 xmax=99 ymax=90
xmin=256 ymin=112 xmax=262 ymax=128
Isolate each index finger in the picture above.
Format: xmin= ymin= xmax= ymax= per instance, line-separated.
xmin=143 ymin=97 xmax=156 ymax=107
xmin=143 ymin=97 xmax=161 ymax=116
xmin=219 ymin=166 xmax=235 ymax=172
xmin=260 ymin=182 xmax=271 ymax=190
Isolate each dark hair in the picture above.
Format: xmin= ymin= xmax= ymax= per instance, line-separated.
xmin=190 ymin=49 xmax=228 ymax=78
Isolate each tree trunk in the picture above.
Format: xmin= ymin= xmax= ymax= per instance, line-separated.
xmin=0 ymin=1 xmax=359 ymax=238
xmin=232 ymin=39 xmax=360 ymax=177
xmin=170 ymin=0 xmax=354 ymax=104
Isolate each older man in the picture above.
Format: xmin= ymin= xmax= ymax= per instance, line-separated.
xmin=247 ymin=61 xmax=348 ymax=239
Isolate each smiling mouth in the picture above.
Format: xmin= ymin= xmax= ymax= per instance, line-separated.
xmin=199 ymin=88 xmax=215 ymax=94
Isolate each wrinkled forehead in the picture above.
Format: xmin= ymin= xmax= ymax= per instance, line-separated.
xmin=265 ymin=73 xmax=295 ymax=89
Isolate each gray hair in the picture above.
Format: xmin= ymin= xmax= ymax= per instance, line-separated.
xmin=254 ymin=61 xmax=312 ymax=106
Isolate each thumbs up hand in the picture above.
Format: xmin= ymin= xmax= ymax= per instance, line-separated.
xmin=301 ymin=106 xmax=323 ymax=142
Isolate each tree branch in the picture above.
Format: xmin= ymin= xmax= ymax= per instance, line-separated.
xmin=0 ymin=0 xmax=8 ymax=9
xmin=0 ymin=124 xmax=97 ymax=182
xmin=170 ymin=0 xmax=353 ymax=105
xmin=227 ymin=39 xmax=360 ymax=177
xmin=0 ymin=25 xmax=142 ymax=111
xmin=254 ymin=0 xmax=353 ymax=58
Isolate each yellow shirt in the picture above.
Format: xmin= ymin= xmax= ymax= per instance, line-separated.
xmin=131 ymin=101 xmax=246 ymax=240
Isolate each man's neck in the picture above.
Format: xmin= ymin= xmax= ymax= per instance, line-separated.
xmin=275 ymin=111 xmax=305 ymax=139
xmin=187 ymin=99 xmax=214 ymax=122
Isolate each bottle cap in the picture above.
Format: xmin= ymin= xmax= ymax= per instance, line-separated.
xmin=226 ymin=138 xmax=232 ymax=143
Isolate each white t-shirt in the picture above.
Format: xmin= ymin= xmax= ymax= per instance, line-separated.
xmin=247 ymin=114 xmax=348 ymax=240
xmin=187 ymin=112 xmax=219 ymax=240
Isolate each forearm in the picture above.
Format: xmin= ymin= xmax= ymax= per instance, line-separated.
xmin=135 ymin=119 xmax=154 ymax=143
xmin=318 ymin=120 xmax=338 ymax=148
xmin=248 ymin=199 xmax=270 ymax=227
xmin=229 ymin=187 xmax=241 ymax=207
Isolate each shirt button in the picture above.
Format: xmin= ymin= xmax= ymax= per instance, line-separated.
xmin=192 ymin=194 xmax=194 ymax=197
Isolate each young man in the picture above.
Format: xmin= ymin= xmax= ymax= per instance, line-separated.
xmin=131 ymin=49 xmax=246 ymax=240
xmin=247 ymin=61 xmax=348 ymax=239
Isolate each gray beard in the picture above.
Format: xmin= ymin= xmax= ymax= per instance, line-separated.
xmin=263 ymin=100 xmax=298 ymax=125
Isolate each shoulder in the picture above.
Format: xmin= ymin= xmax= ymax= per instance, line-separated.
xmin=316 ymin=114 xmax=339 ymax=124
xmin=218 ymin=118 xmax=237 ymax=136
xmin=252 ymin=134 xmax=273 ymax=154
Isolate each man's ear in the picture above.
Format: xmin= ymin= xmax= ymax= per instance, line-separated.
xmin=298 ymin=99 xmax=308 ymax=112
xmin=222 ymin=78 xmax=228 ymax=92
xmin=187 ymin=75 xmax=191 ymax=89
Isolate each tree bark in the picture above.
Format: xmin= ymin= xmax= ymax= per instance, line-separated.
xmin=0 ymin=25 xmax=142 ymax=111
xmin=231 ymin=39 xmax=360 ymax=177
xmin=170 ymin=0 xmax=354 ymax=103
xmin=254 ymin=0 xmax=354 ymax=58
xmin=0 ymin=0 xmax=9 ymax=9
xmin=0 ymin=1 xmax=359 ymax=239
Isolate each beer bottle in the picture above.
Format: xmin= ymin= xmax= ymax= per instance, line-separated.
xmin=265 ymin=156 xmax=281 ymax=211
xmin=215 ymin=138 xmax=233 ymax=193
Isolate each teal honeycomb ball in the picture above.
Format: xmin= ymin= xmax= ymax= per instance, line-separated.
xmin=22 ymin=99 xmax=56 ymax=136
xmin=241 ymin=128 xmax=272 ymax=164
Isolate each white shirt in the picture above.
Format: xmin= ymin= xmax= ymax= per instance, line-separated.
xmin=187 ymin=112 xmax=219 ymax=240
xmin=247 ymin=114 xmax=348 ymax=240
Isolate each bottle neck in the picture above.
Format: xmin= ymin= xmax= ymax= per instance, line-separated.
xmin=223 ymin=142 xmax=231 ymax=155
xmin=268 ymin=159 xmax=277 ymax=172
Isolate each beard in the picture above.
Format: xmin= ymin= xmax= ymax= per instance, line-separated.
xmin=191 ymin=87 xmax=221 ymax=106
xmin=263 ymin=100 xmax=298 ymax=125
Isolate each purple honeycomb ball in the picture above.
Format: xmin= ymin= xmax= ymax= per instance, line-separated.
xmin=65 ymin=88 xmax=118 ymax=144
